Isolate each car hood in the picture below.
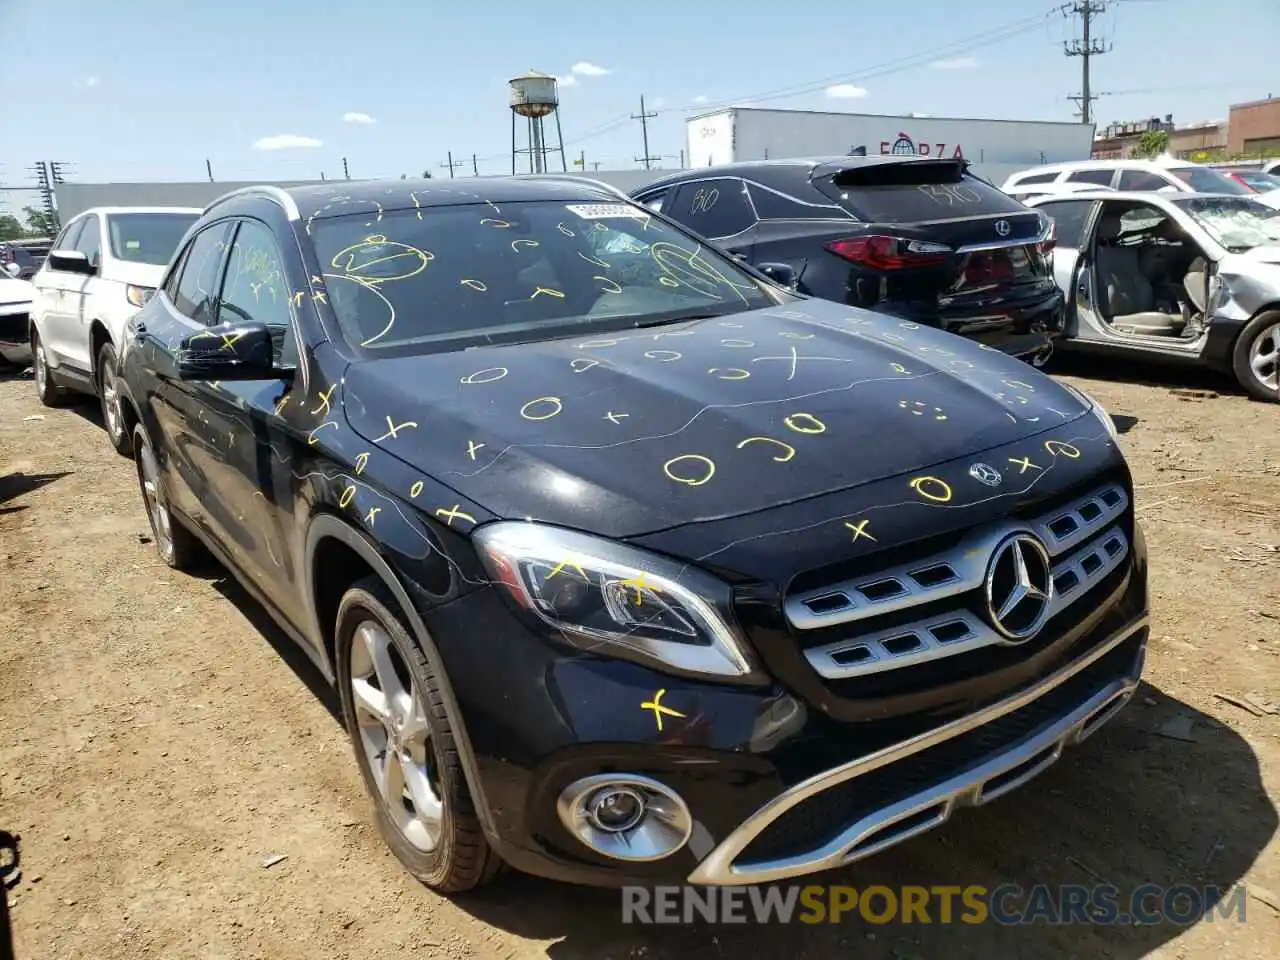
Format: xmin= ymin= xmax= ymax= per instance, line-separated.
xmin=341 ymin=300 xmax=1090 ymax=538
xmin=103 ymin=260 xmax=168 ymax=289
xmin=0 ymin=276 xmax=35 ymax=307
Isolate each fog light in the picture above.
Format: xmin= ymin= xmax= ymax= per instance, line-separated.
xmin=556 ymin=774 xmax=692 ymax=862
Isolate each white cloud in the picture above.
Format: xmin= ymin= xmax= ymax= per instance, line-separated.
xmin=252 ymin=134 xmax=323 ymax=151
xmin=651 ymin=97 xmax=666 ymax=109
xmin=342 ymin=111 xmax=375 ymax=124
xmin=692 ymin=94 xmax=708 ymax=104
xmin=571 ymin=61 xmax=611 ymax=77
xmin=826 ymin=84 xmax=869 ymax=100
xmin=76 ymin=76 xmax=100 ymax=89
xmin=556 ymin=74 xmax=578 ymax=88
xmin=930 ymin=56 xmax=980 ymax=70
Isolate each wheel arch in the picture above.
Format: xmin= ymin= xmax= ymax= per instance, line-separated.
xmin=88 ymin=320 xmax=113 ymax=385
xmin=303 ymin=511 xmax=500 ymax=840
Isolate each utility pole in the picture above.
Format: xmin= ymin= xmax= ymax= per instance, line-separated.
xmin=1064 ymin=0 xmax=1110 ymax=125
xmin=440 ymin=151 xmax=465 ymax=178
xmin=342 ymin=156 xmax=350 ymax=179
xmin=206 ymin=158 xmax=214 ymax=182
xmin=472 ymin=153 xmax=479 ymax=176
xmin=29 ymin=161 xmax=59 ymax=233
xmin=632 ymin=95 xmax=660 ymax=170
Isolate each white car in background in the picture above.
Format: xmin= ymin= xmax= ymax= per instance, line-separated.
xmin=1002 ymin=159 xmax=1255 ymax=198
xmin=30 ymin=206 xmax=200 ymax=454
xmin=0 ymin=263 xmax=36 ymax=367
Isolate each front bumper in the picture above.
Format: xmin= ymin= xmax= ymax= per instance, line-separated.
xmin=420 ymin=549 xmax=1148 ymax=888
xmin=0 ymin=305 xmax=31 ymax=364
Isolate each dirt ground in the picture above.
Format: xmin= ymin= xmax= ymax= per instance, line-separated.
xmin=1 ymin=354 xmax=1278 ymax=960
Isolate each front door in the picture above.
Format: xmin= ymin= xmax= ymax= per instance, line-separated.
xmin=35 ymin=217 xmax=86 ymax=366
xmin=61 ymin=213 xmax=104 ymax=372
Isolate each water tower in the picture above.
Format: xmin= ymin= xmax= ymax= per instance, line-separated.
xmin=510 ymin=70 xmax=567 ymax=174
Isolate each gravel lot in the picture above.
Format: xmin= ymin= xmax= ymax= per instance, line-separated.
xmin=2 ymin=356 xmax=1278 ymax=960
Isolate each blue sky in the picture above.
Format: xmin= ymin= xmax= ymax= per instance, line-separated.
xmin=1 ymin=0 xmax=1276 ymax=214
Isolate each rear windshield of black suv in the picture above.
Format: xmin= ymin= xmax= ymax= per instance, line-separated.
xmin=816 ymin=160 xmax=1032 ymax=224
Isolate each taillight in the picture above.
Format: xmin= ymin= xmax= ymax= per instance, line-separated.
xmin=1039 ymin=218 xmax=1057 ymax=254
xmin=824 ymin=235 xmax=951 ymax=270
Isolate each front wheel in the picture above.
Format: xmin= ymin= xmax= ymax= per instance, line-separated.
xmin=1232 ymin=310 xmax=1280 ymax=403
xmin=98 ymin=342 xmax=133 ymax=456
xmin=132 ymin=423 xmax=206 ymax=570
xmin=31 ymin=330 xmax=65 ymax=407
xmin=335 ymin=577 xmax=501 ymax=893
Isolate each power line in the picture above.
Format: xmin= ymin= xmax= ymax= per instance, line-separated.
xmin=632 ymin=96 xmax=660 ymax=170
xmin=1064 ymin=0 xmax=1111 ymax=125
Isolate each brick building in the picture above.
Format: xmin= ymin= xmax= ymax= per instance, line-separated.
xmin=1227 ymin=96 xmax=1280 ymax=155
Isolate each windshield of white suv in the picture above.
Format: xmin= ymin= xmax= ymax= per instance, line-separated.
xmin=308 ymin=200 xmax=775 ymax=355
xmin=1174 ymin=196 xmax=1280 ymax=252
xmin=1166 ymin=166 xmax=1253 ymax=196
xmin=107 ymin=212 xmax=199 ymax=265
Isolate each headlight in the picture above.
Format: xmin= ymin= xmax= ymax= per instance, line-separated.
xmin=472 ymin=522 xmax=762 ymax=682
xmin=126 ymin=284 xmax=155 ymax=308
xmin=1063 ymin=382 xmax=1118 ymax=443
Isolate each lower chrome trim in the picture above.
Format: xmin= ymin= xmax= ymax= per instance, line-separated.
xmin=686 ymin=615 xmax=1148 ymax=886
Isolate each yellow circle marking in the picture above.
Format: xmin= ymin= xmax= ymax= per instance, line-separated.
xmin=708 ymin=368 xmax=750 ymax=380
xmin=737 ymin=437 xmax=796 ymax=463
xmin=784 ymin=412 xmax=826 ymax=435
xmin=520 ymin=397 xmax=563 ymax=421
xmin=409 ymin=480 xmax=424 ymax=498
xmin=910 ymin=476 xmax=953 ymax=503
xmin=1044 ymin=440 xmax=1081 ymax=459
xmin=339 ymin=485 xmax=357 ymax=508
xmin=644 ymin=350 xmax=682 ymax=362
xmin=663 ymin=455 xmax=715 ymax=487
xmin=460 ymin=367 xmax=508 ymax=385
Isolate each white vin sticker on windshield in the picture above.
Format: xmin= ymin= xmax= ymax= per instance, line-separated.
xmin=565 ymin=203 xmax=646 ymax=220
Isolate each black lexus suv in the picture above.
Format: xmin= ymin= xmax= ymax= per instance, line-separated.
xmin=116 ymin=176 xmax=1148 ymax=892
xmin=631 ymin=156 xmax=1064 ymax=367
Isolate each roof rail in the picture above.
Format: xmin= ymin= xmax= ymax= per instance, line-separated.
xmin=204 ymin=185 xmax=301 ymax=221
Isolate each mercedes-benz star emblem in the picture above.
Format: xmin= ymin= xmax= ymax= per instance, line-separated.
xmin=994 ymin=219 xmax=1011 ymax=237
xmin=969 ymin=463 xmax=1003 ymax=487
xmin=984 ymin=533 xmax=1054 ymax=642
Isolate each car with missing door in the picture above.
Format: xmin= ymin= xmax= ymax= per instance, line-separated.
xmin=630 ymin=157 xmax=1064 ymax=367
xmin=114 ymin=176 xmax=1149 ymax=892
xmin=29 ymin=205 xmax=201 ymax=453
xmin=1023 ymin=190 xmax=1280 ymax=402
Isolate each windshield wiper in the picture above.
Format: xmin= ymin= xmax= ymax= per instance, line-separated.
xmin=632 ymin=312 xmax=722 ymax=329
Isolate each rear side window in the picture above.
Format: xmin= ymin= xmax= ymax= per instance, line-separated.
xmin=666 ymin=178 xmax=755 ymax=237
xmin=1013 ymin=171 xmax=1059 ymax=186
xmin=817 ymin=160 xmax=1029 ymax=223
xmin=1167 ymin=166 xmax=1253 ymax=195
xmin=1066 ymin=169 xmax=1116 ymax=187
xmin=1117 ymin=170 xmax=1173 ymax=191
xmin=172 ymin=222 xmax=233 ymax=325
xmin=1036 ymin=200 xmax=1095 ymax=249
xmin=746 ymin=182 xmax=844 ymax=220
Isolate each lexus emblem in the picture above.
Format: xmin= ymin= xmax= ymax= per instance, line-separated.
xmin=984 ymin=533 xmax=1054 ymax=642
xmin=969 ymin=463 xmax=1002 ymax=487
xmin=994 ymin=219 xmax=1012 ymax=238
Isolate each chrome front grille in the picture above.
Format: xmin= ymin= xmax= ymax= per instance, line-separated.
xmin=792 ymin=483 xmax=1130 ymax=681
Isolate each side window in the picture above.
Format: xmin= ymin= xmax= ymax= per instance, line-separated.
xmin=1117 ymin=170 xmax=1173 ymax=191
xmin=218 ymin=220 xmax=297 ymax=366
xmin=74 ymin=215 xmax=101 ymax=268
xmin=1037 ymin=201 xmax=1095 ymax=250
xmin=53 ymin=218 xmax=84 ymax=252
xmin=1013 ymin=171 xmax=1059 ymax=186
xmin=636 ymin=189 xmax=668 ymax=212
xmin=1066 ymin=168 xmax=1116 ymax=187
xmin=163 ymin=241 xmax=193 ymax=303
xmin=746 ymin=182 xmax=837 ymax=220
xmin=668 ymin=178 xmax=755 ymax=238
xmin=172 ymin=222 xmax=233 ymax=325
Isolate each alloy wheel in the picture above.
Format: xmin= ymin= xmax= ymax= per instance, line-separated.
xmin=1249 ymin=321 xmax=1279 ymax=393
xmin=349 ymin=621 xmax=444 ymax=853
xmin=34 ymin=342 xmax=47 ymax=396
xmin=137 ymin=440 xmax=175 ymax=562
xmin=101 ymin=364 xmax=123 ymax=442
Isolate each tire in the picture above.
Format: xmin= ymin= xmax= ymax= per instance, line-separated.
xmin=31 ymin=329 xmax=65 ymax=407
xmin=97 ymin=342 xmax=133 ymax=456
xmin=335 ymin=576 xmax=501 ymax=893
xmin=1232 ymin=309 xmax=1280 ymax=403
xmin=132 ymin=423 xmax=206 ymax=570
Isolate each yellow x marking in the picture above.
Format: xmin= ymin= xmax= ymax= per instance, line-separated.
xmin=640 ymin=688 xmax=686 ymax=733
xmin=844 ymin=519 xmax=876 ymax=544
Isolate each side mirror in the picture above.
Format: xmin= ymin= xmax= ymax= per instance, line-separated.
xmin=47 ymin=249 xmax=96 ymax=275
xmin=176 ymin=320 xmax=288 ymax=382
xmin=757 ymin=262 xmax=798 ymax=289
xmin=3 ymin=262 xmax=19 ymax=279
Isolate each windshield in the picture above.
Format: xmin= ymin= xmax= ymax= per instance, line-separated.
xmin=1166 ymin=166 xmax=1253 ymax=196
xmin=1173 ymin=196 xmax=1280 ymax=251
xmin=1233 ymin=171 xmax=1280 ymax=192
xmin=107 ymin=212 xmax=199 ymax=265
xmin=308 ymin=199 xmax=774 ymax=354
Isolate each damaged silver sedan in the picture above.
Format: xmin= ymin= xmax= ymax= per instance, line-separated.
xmin=1024 ymin=190 xmax=1280 ymax=402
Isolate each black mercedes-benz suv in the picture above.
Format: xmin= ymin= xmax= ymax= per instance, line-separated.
xmin=116 ymin=175 xmax=1148 ymax=892
xmin=631 ymin=157 xmax=1064 ymax=367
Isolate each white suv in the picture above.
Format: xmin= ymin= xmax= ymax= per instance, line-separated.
xmin=30 ymin=206 xmax=200 ymax=454
xmin=1002 ymin=159 xmax=1255 ymax=198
